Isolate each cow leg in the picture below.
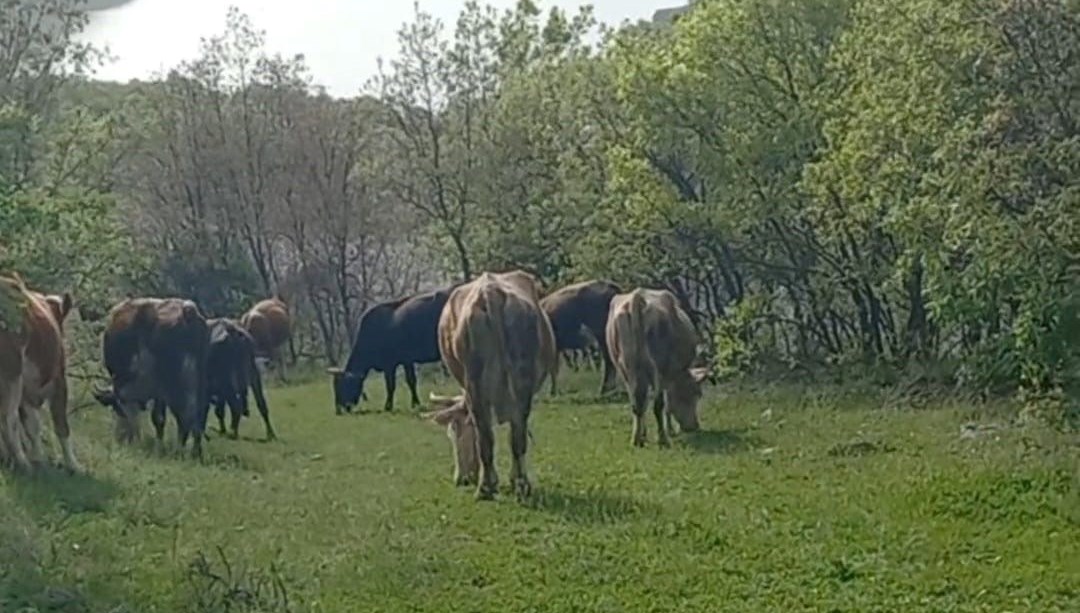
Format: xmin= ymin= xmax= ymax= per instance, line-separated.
xmin=598 ymin=337 xmax=617 ymax=395
xmin=630 ymin=381 xmax=650 ymax=448
xmin=383 ymin=368 xmax=397 ymax=412
xmin=149 ymin=399 xmax=166 ymax=449
xmin=1 ymin=367 xmax=32 ymax=471
xmin=274 ymin=349 xmax=288 ymax=385
xmin=19 ymin=403 xmax=46 ymax=468
xmin=652 ymin=391 xmax=670 ymax=448
xmin=470 ymin=388 xmax=498 ymax=500
xmin=226 ymin=393 xmax=243 ymax=440
xmin=47 ymin=377 xmax=80 ymax=472
xmin=403 ymin=363 xmax=421 ymax=408
xmin=248 ymin=360 xmax=276 ymax=441
xmin=508 ymin=398 xmax=534 ymax=500
xmin=213 ymin=398 xmax=227 ymax=434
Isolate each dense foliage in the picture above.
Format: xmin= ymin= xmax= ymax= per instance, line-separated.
xmin=1 ymin=0 xmax=1078 ymax=413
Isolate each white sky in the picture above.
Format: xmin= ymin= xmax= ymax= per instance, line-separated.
xmin=80 ymin=0 xmax=669 ymax=96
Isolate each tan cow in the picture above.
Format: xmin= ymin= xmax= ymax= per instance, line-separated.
xmin=0 ymin=274 xmax=79 ymax=472
xmin=606 ymin=288 xmax=709 ymax=448
xmin=424 ymin=270 xmax=557 ymax=501
xmin=240 ymin=297 xmax=291 ymax=382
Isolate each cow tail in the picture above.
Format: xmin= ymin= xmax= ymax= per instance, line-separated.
xmin=479 ymin=284 xmax=517 ymax=419
xmin=625 ymin=290 xmax=654 ymax=389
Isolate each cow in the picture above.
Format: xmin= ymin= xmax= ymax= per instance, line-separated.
xmin=423 ymin=270 xmax=557 ymax=501
xmin=92 ymin=297 xmax=211 ymax=458
xmin=0 ymin=274 xmax=80 ymax=473
xmin=206 ymin=318 xmax=276 ymax=441
xmin=606 ymin=288 xmax=709 ymax=448
xmin=328 ymin=285 xmax=457 ymax=414
xmin=240 ymin=297 xmax=291 ymax=383
xmin=540 ymin=280 xmax=620 ymax=395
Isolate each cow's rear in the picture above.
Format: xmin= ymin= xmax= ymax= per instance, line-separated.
xmin=607 ymin=288 xmax=709 ymax=448
xmin=0 ymin=274 xmax=79 ymax=472
xmin=97 ymin=298 xmax=211 ymax=458
xmin=428 ymin=271 xmax=556 ymax=501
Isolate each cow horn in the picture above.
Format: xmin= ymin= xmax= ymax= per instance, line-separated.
xmin=428 ymin=392 xmax=458 ymax=402
xmin=326 ymin=367 xmax=344 ymax=375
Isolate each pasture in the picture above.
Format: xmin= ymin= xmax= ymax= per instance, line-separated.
xmin=1 ymin=371 xmax=1077 ymax=612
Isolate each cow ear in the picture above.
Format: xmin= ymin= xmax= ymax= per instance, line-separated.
xmin=689 ymin=366 xmax=710 ymax=384
xmin=423 ymin=403 xmax=466 ymax=426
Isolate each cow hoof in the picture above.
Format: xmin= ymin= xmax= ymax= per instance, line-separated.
xmin=454 ymin=475 xmax=473 ymax=487
xmin=658 ymin=437 xmax=671 ymax=449
xmin=514 ymin=479 xmax=532 ymax=501
xmin=475 ymin=485 xmax=497 ymax=501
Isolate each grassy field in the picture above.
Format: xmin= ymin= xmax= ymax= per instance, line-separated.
xmin=1 ymin=370 xmax=1078 ymax=612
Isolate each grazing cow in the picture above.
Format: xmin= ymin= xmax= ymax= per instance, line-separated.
xmin=541 ymin=280 xmax=620 ymax=395
xmin=240 ymin=297 xmax=291 ymax=382
xmin=0 ymin=274 xmax=79 ymax=472
xmin=606 ymin=288 xmax=709 ymax=448
xmin=328 ymin=285 xmax=456 ymax=414
xmin=93 ymin=297 xmax=210 ymax=458
xmin=424 ymin=271 xmax=557 ymax=501
xmin=206 ymin=318 xmax=276 ymax=441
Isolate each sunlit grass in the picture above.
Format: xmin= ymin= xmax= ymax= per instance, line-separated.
xmin=1 ymin=370 xmax=1077 ymax=612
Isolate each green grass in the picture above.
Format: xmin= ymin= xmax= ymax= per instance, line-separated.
xmin=2 ymin=371 xmax=1078 ymax=612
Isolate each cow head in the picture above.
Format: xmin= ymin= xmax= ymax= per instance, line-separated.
xmin=666 ymin=366 xmax=710 ymax=432
xmin=92 ymin=385 xmax=143 ymax=443
xmin=423 ymin=393 xmax=478 ymax=487
xmin=327 ymin=367 xmax=364 ymax=413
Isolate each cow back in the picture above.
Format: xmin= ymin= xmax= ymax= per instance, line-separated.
xmin=345 ymin=286 xmax=451 ymax=373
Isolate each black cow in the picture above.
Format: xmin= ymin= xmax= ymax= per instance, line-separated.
xmin=540 ymin=279 xmax=621 ymax=395
xmin=206 ymin=318 xmax=276 ymax=441
xmin=328 ymin=285 xmax=457 ymax=414
xmin=92 ymin=297 xmax=210 ymax=458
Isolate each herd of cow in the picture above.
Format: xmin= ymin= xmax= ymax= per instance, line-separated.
xmin=0 ymin=270 xmax=710 ymax=502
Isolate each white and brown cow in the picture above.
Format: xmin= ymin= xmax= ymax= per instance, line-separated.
xmin=423 ymin=270 xmax=557 ymax=501
xmin=0 ymin=273 xmax=79 ymax=472
xmin=606 ymin=288 xmax=709 ymax=448
xmin=240 ymin=297 xmax=291 ymax=383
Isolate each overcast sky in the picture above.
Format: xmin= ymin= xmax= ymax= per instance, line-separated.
xmin=80 ymin=0 xmax=669 ymax=96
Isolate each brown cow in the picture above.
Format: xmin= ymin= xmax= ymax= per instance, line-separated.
xmin=540 ymin=280 xmax=620 ymax=395
xmin=424 ymin=271 xmax=557 ymax=501
xmin=606 ymin=288 xmax=709 ymax=448
xmin=93 ymin=297 xmax=210 ymax=458
xmin=240 ymin=297 xmax=291 ymax=382
xmin=0 ymin=274 xmax=79 ymax=472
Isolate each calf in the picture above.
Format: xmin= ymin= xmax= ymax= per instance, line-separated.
xmin=328 ymin=285 xmax=456 ymax=414
xmin=606 ymin=288 xmax=709 ymax=448
xmin=207 ymin=318 xmax=276 ymax=441
xmin=540 ymin=280 xmax=619 ymax=395
xmin=0 ymin=274 xmax=79 ymax=472
xmin=424 ymin=271 xmax=557 ymax=501
xmin=93 ymin=297 xmax=210 ymax=458
xmin=240 ymin=297 xmax=291 ymax=382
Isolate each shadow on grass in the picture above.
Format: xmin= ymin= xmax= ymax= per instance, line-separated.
xmin=523 ymin=484 xmax=658 ymax=524
xmin=8 ymin=467 xmax=120 ymax=516
xmin=679 ymin=428 xmax=761 ymax=455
